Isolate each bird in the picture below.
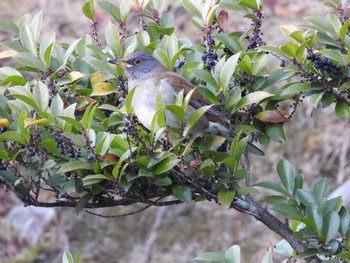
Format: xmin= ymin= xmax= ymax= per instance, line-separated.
xmin=108 ymin=51 xmax=264 ymax=156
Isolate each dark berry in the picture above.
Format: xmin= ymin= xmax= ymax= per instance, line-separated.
xmin=0 ymin=127 xmax=7 ymax=133
xmin=27 ymin=150 xmax=35 ymax=157
xmin=87 ymin=155 xmax=94 ymax=161
xmin=212 ymin=53 xmax=218 ymax=60
xmin=280 ymin=61 xmax=285 ymax=67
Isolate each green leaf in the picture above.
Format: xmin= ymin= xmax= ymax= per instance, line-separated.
xmin=33 ymin=81 xmax=49 ymax=112
xmin=192 ymin=68 xmax=218 ymax=89
xmin=214 ymin=33 xmax=242 ymax=54
xmin=97 ymin=1 xmax=120 ymax=22
xmin=15 ymin=52 xmax=45 ymax=70
xmin=172 ymin=185 xmax=192 ymax=203
xmin=81 ymin=103 xmax=98 ymax=130
xmin=58 ymin=161 xmax=93 ymax=174
xmin=238 ymin=54 xmax=253 ymax=74
xmin=335 ymin=100 xmax=350 ymax=122
xmin=165 ymin=105 xmax=185 ymax=123
xmin=277 ymin=159 xmax=295 ymax=195
xmin=339 ymin=206 xmax=350 ymax=236
xmin=306 ymin=203 xmax=323 ymax=233
xmin=225 ymin=245 xmax=241 ymax=263
xmin=83 ymin=174 xmax=112 ymax=186
xmin=308 ymin=91 xmax=325 ymax=108
xmin=194 ymin=252 xmax=226 ymax=262
xmin=62 ymin=250 xmax=74 ymax=263
xmin=0 ymin=131 xmax=26 ymax=144
xmin=340 ymin=18 xmax=350 ymax=42
xmin=154 ymin=157 xmax=180 ymax=175
xmin=254 ymin=181 xmax=290 ymax=196
xmin=266 ymin=123 xmax=285 ymax=142
xmin=233 ymin=91 xmax=274 ymax=112
xmin=39 ymin=33 xmax=55 ymax=67
xmin=321 ymin=211 xmax=340 ymax=243
xmin=313 ymin=178 xmax=328 ymax=200
xmin=218 ymin=191 xmax=235 ymax=208
xmin=76 ymin=193 xmax=93 ymax=215
xmin=220 ymin=52 xmax=241 ymax=94
xmin=296 ymin=189 xmax=316 ymax=206
xmin=182 ymin=0 xmax=202 ymax=17
xmin=120 ymin=0 xmax=133 ymax=21
xmin=105 ymin=21 xmax=121 ymax=57
xmin=47 ymin=176 xmax=69 ymax=186
xmin=271 ymin=203 xmax=303 ymax=219
xmin=0 ymin=19 xmax=19 ymax=34
xmin=82 ymin=0 xmax=95 ymax=22
xmin=31 ymin=10 xmax=43 ymax=41
xmin=238 ymin=0 xmax=260 ymax=10
xmin=153 ymin=49 xmax=170 ymax=68
xmin=184 ymin=105 xmax=212 ymax=136
xmin=281 ymin=82 xmax=310 ymax=96
xmin=19 ymin=23 xmax=37 ymax=55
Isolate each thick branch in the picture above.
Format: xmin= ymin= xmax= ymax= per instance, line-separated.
xmin=232 ymin=196 xmax=321 ymax=263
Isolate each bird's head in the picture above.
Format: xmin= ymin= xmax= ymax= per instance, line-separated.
xmin=108 ymin=52 xmax=164 ymax=81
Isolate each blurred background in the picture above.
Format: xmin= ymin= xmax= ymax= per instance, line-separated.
xmin=0 ymin=0 xmax=349 ymax=262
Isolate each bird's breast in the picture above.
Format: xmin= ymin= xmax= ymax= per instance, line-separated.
xmin=129 ymin=78 xmax=177 ymax=130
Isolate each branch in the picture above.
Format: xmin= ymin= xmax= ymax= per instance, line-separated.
xmin=231 ymin=196 xmax=322 ymax=263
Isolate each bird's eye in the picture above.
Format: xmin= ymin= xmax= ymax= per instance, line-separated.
xmin=133 ymin=58 xmax=142 ymax=65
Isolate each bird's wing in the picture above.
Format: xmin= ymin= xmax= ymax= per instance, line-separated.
xmin=161 ymin=71 xmax=228 ymax=123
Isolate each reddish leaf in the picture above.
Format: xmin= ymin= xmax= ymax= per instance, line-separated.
xmin=218 ymin=10 xmax=229 ymax=31
xmin=255 ymin=110 xmax=288 ymax=123
xmin=189 ymin=159 xmax=202 ymax=172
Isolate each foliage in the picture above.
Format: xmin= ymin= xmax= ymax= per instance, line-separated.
xmin=0 ymin=0 xmax=350 ymax=262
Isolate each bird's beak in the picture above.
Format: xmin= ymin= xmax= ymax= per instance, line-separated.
xmin=108 ymin=58 xmax=132 ymax=68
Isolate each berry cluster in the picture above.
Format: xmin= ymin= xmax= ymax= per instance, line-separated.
xmin=201 ymin=25 xmax=218 ymax=70
xmin=306 ymin=52 xmax=341 ymax=75
xmin=53 ymin=132 xmax=82 ymax=158
xmin=202 ymin=51 xmax=218 ymax=70
xmin=223 ymin=46 xmax=233 ymax=56
xmin=246 ymin=10 xmax=266 ymax=50
xmin=246 ymin=32 xmax=266 ymax=50
xmin=122 ymin=114 xmax=142 ymax=148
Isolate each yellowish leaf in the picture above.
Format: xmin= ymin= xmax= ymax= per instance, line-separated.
xmin=0 ymin=50 xmax=18 ymax=59
xmin=90 ymin=82 xmax=118 ymax=96
xmin=24 ymin=118 xmax=49 ymax=128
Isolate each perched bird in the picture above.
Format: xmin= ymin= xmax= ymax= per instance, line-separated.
xmin=108 ymin=52 xmax=264 ymax=156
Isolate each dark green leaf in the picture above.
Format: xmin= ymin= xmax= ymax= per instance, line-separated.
xmin=266 ymin=123 xmax=286 ymax=142
xmin=254 ymin=181 xmax=290 ymax=196
xmin=58 ymin=161 xmax=93 ymax=174
xmin=153 ymin=157 xmax=180 ymax=175
xmin=335 ymin=100 xmax=350 ymax=122
xmin=306 ymin=203 xmax=323 ymax=233
xmin=339 ymin=206 xmax=350 ymax=236
xmin=296 ymin=189 xmax=316 ymax=206
xmin=313 ymin=178 xmax=328 ymax=200
xmin=76 ymin=193 xmax=93 ymax=214
xmin=172 ymin=185 xmax=192 ymax=203
xmin=272 ymin=203 xmax=303 ymax=219
xmin=0 ymin=131 xmax=26 ymax=144
xmin=321 ymin=211 xmax=340 ymax=243
xmin=277 ymin=159 xmax=295 ymax=195
xmin=47 ymin=176 xmax=69 ymax=186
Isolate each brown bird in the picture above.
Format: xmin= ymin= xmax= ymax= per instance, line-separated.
xmin=108 ymin=52 xmax=264 ymax=156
